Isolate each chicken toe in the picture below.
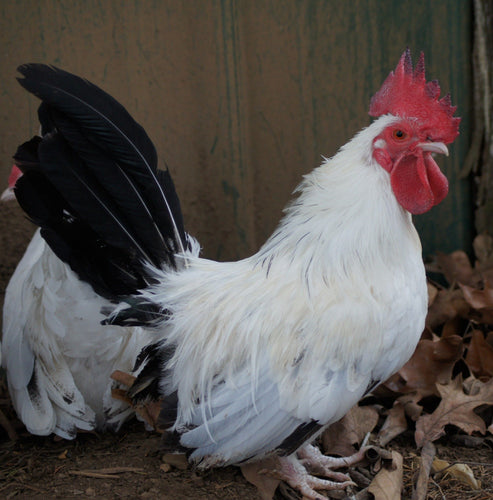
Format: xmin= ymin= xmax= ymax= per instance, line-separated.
xmin=261 ymin=453 xmax=355 ymax=500
xmin=298 ymin=443 xmax=366 ymax=478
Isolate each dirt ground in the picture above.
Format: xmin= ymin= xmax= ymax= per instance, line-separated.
xmin=0 ymin=419 xmax=262 ymax=499
xmin=1 ymin=409 xmax=493 ymax=500
xmin=1 ymin=202 xmax=493 ymax=500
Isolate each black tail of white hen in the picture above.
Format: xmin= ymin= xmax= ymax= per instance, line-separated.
xmin=14 ymin=64 xmax=189 ymax=306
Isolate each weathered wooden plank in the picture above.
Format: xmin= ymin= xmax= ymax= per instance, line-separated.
xmin=0 ymin=0 xmax=472 ymax=262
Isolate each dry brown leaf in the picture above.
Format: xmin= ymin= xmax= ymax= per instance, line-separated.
xmin=427 ymin=282 xmax=438 ymax=307
xmin=381 ymin=372 xmax=406 ymax=395
xmin=240 ymin=457 xmax=281 ymax=500
xmin=432 ymin=458 xmax=481 ymax=489
xmin=322 ymin=405 xmax=379 ymax=457
xmin=449 ymin=434 xmax=487 ymax=447
xmin=473 ymin=233 xmax=493 ymax=269
xmin=111 ymin=370 xmax=163 ymax=431
xmin=460 ymin=282 xmax=493 ymax=309
xmin=374 ymin=393 xmax=422 ymax=447
xmin=160 ymin=463 xmax=171 ymax=473
xmin=486 ymin=331 xmax=493 ymax=348
xmin=161 ymin=453 xmax=188 ymax=470
xmin=377 ymin=402 xmax=407 ymax=446
xmin=110 ymin=369 xmax=137 ymax=388
xmin=435 ymin=251 xmax=477 ymax=287
xmin=465 ymin=329 xmax=493 ymax=379
xmin=425 ymin=288 xmax=469 ymax=330
xmin=460 ymin=281 xmax=493 ymax=323
xmin=462 ymin=375 xmax=486 ymax=396
xmin=477 ymin=267 xmax=493 ymax=286
xmin=421 ymin=328 xmax=434 ymax=341
xmin=386 ymin=335 xmax=463 ymax=398
xmin=367 ymin=451 xmax=403 ymax=500
xmin=440 ymin=317 xmax=464 ymax=338
xmin=398 ymin=393 xmax=424 ymax=421
xmin=415 ymin=376 xmax=493 ymax=448
xmin=460 ymin=280 xmax=493 ymax=307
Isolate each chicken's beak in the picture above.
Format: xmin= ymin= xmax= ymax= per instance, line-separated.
xmin=418 ymin=142 xmax=449 ymax=156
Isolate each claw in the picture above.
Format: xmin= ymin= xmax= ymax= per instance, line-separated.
xmin=298 ymin=443 xmax=367 ymax=474
xmin=260 ymin=451 xmax=356 ymax=500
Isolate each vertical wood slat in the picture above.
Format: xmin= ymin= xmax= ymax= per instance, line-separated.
xmin=0 ymin=0 xmax=472 ymax=262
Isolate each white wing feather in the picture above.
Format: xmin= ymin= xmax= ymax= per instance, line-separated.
xmin=2 ymin=229 xmax=153 ymax=438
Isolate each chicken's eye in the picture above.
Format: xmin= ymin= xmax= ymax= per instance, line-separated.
xmin=392 ymin=129 xmax=408 ymax=140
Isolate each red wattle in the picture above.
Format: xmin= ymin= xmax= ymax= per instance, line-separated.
xmin=423 ymin=153 xmax=449 ymax=206
xmin=389 ymin=153 xmax=448 ymax=214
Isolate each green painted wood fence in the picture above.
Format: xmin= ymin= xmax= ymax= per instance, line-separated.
xmin=0 ymin=1 xmax=472 ymax=261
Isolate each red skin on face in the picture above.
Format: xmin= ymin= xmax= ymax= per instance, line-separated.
xmin=372 ymin=119 xmax=448 ymax=214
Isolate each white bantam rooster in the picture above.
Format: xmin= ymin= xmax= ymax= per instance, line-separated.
xmin=1 ymin=165 xmax=153 ymax=439
xmin=8 ymin=49 xmax=459 ymax=498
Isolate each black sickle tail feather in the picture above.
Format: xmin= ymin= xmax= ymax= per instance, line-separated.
xmin=14 ymin=63 xmax=189 ymax=303
xmin=15 ymin=170 xmax=148 ymax=297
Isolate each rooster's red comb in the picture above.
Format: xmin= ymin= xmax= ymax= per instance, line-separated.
xmin=369 ymin=49 xmax=460 ymax=144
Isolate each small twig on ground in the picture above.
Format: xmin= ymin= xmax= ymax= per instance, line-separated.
xmin=95 ymin=467 xmax=146 ymax=474
xmin=68 ymin=470 xmax=121 ymax=479
xmin=1 ymin=482 xmax=46 ymax=494
xmin=68 ymin=466 xmax=145 ymax=479
xmin=430 ymin=476 xmax=447 ymax=500
xmin=412 ymin=441 xmax=436 ymax=500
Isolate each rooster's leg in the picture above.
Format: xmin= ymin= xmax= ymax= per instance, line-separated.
xmin=261 ymin=452 xmax=356 ymax=500
xmin=298 ymin=443 xmax=366 ymax=476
